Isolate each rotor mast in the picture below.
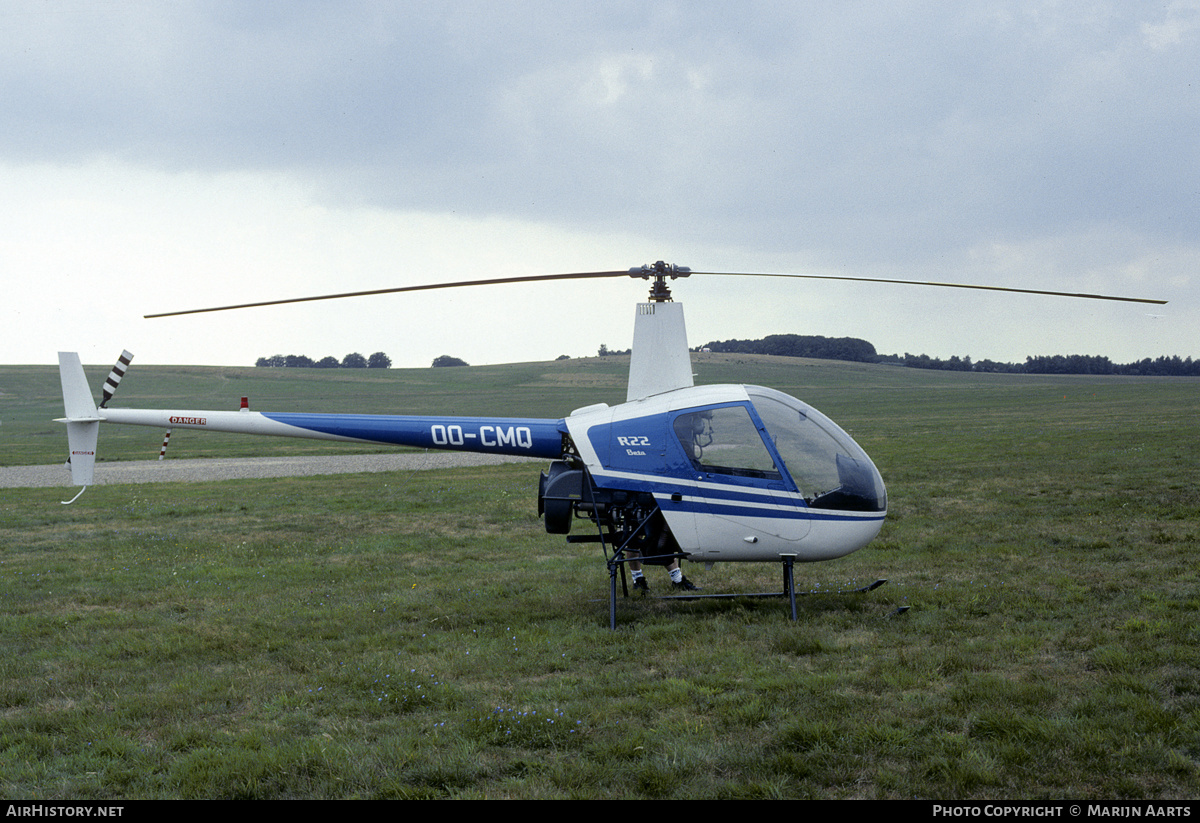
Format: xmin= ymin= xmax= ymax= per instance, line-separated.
xmin=629 ymin=261 xmax=691 ymax=302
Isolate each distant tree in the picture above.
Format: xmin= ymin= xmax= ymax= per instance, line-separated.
xmin=256 ymin=354 xmax=286 ymax=367
xmin=598 ymin=343 xmax=609 ymax=357
xmin=342 ymin=352 xmax=367 ymax=368
xmin=555 ymin=354 xmax=571 ymax=360
xmin=703 ymin=334 xmax=877 ymax=363
xmin=859 ymin=345 xmax=1197 ymax=376
xmin=432 ymin=355 xmax=469 ymax=367
xmin=284 ymin=354 xmax=315 ymax=368
xmin=368 ymin=352 xmax=392 ymax=369
xmin=973 ymin=358 xmax=1018 ymax=373
xmin=314 ymin=356 xmax=341 ymax=368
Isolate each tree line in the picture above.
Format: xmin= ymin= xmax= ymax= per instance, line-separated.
xmin=701 ymin=334 xmax=879 ymax=363
xmin=254 ymin=352 xmax=475 ymax=368
xmin=254 ymin=340 xmax=1200 ymax=377
xmin=693 ymin=334 xmax=1200 ymax=376
xmin=879 ymin=352 xmax=1200 ymax=376
xmin=255 ymin=352 xmax=392 ymax=369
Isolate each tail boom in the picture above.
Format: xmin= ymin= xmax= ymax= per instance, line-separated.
xmin=98 ymin=409 xmax=567 ymax=459
xmin=56 ymin=351 xmax=566 ymax=489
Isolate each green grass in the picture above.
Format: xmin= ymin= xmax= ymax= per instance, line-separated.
xmin=1 ymin=357 xmax=1199 ymax=798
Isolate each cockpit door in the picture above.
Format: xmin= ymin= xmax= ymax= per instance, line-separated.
xmin=670 ymin=403 xmax=811 ymax=557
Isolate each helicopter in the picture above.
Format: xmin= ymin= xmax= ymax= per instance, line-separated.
xmin=56 ymin=261 xmax=1167 ymax=627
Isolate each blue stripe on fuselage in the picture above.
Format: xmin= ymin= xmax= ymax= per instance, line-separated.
xmin=588 ymin=471 xmax=886 ymax=523
xmin=263 ymin=413 xmax=565 ymax=458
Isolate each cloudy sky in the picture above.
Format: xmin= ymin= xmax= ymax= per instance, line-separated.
xmin=2 ymin=1 xmax=1196 ymax=370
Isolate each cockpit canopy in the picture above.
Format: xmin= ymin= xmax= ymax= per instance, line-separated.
xmin=583 ymin=384 xmax=887 ymax=514
xmin=671 ymin=387 xmax=886 ymax=512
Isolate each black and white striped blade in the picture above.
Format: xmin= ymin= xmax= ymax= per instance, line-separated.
xmin=100 ymin=350 xmax=133 ymax=408
xmin=144 ymin=268 xmax=1166 ymax=318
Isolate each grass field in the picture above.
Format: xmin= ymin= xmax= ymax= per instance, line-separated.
xmin=1 ymin=356 xmax=1198 ymax=798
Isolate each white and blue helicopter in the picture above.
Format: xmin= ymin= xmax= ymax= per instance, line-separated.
xmin=56 ymin=262 xmax=1165 ymax=627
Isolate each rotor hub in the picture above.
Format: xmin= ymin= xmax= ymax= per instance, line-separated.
xmin=628 ymin=261 xmax=691 ymax=302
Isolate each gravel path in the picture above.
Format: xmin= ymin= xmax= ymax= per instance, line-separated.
xmin=0 ymin=452 xmax=542 ymax=488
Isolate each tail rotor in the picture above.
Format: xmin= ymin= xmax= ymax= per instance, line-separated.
xmin=100 ymin=350 xmax=133 ymax=409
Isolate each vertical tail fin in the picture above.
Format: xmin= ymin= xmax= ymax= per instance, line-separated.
xmin=56 ymin=352 xmax=102 ymax=491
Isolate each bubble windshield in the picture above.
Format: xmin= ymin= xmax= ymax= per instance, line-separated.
xmin=747 ymin=387 xmax=887 ymax=512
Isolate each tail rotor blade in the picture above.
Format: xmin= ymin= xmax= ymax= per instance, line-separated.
xmin=100 ymin=350 xmax=134 ymax=409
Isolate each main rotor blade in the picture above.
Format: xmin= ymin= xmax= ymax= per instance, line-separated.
xmin=144 ymin=270 xmax=631 ymax=318
xmin=145 ymin=266 xmax=1167 ymax=318
xmin=690 ymin=271 xmax=1168 ymax=305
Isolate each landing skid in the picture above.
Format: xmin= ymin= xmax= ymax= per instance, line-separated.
xmin=605 ymin=552 xmax=888 ymax=629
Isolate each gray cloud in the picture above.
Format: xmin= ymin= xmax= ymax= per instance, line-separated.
xmin=6 ymin=3 xmax=1195 ymax=245
xmin=2 ymin=1 xmax=1194 ymax=366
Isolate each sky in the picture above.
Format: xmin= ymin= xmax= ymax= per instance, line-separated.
xmin=2 ymin=1 xmax=1197 ymax=370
